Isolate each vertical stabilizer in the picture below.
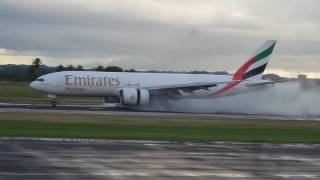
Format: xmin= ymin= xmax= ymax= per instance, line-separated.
xmin=233 ymin=40 xmax=276 ymax=81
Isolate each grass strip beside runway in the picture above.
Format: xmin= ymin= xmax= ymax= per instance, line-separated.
xmin=0 ymin=112 xmax=320 ymax=143
xmin=0 ymin=82 xmax=101 ymax=102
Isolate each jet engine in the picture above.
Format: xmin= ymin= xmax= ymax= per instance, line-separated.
xmin=120 ymin=88 xmax=150 ymax=106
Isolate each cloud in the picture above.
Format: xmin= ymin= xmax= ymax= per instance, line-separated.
xmin=0 ymin=0 xmax=319 ymax=76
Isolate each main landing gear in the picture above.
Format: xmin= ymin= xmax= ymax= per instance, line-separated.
xmin=47 ymin=94 xmax=58 ymax=107
xmin=51 ymin=99 xmax=58 ymax=107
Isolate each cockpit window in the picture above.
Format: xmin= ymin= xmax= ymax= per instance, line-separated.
xmin=35 ymin=78 xmax=44 ymax=82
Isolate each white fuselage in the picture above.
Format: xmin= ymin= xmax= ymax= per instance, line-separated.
xmin=29 ymin=40 xmax=278 ymax=106
xmin=30 ymin=71 xmax=265 ymax=99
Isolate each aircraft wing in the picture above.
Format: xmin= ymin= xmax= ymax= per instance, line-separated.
xmin=245 ymin=80 xmax=294 ymax=87
xmin=146 ymin=81 xmax=236 ymax=94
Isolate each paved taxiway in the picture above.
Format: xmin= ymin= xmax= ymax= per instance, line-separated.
xmin=0 ymin=138 xmax=320 ymax=180
xmin=1 ymin=102 xmax=320 ymax=121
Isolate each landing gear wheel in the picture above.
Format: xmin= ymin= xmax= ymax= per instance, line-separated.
xmin=47 ymin=94 xmax=57 ymax=107
xmin=51 ymin=99 xmax=58 ymax=107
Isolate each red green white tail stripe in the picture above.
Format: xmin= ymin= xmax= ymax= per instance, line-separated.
xmin=234 ymin=40 xmax=276 ymax=81
xmin=209 ymin=40 xmax=276 ymax=97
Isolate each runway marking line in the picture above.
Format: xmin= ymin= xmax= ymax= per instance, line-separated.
xmin=0 ymin=171 xmax=253 ymax=177
xmin=1 ymin=172 xmax=319 ymax=178
xmin=275 ymin=174 xmax=318 ymax=178
xmin=187 ymin=152 xmax=240 ymax=156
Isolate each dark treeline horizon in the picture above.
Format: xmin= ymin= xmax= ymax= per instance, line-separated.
xmin=0 ymin=58 xmax=292 ymax=82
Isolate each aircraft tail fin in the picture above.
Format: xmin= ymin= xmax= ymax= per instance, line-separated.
xmin=233 ymin=40 xmax=276 ymax=81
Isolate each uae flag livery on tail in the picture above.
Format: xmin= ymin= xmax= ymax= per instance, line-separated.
xmin=209 ymin=40 xmax=276 ymax=97
xmin=233 ymin=40 xmax=276 ymax=81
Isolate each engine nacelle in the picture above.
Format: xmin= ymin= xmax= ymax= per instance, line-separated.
xmin=120 ymin=88 xmax=150 ymax=106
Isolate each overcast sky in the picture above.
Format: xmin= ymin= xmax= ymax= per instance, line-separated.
xmin=0 ymin=0 xmax=319 ymax=77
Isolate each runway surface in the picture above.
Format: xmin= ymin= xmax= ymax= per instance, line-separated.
xmin=0 ymin=138 xmax=320 ymax=180
xmin=1 ymin=102 xmax=320 ymax=121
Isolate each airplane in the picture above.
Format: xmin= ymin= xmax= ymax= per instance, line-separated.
xmin=30 ymin=40 xmax=277 ymax=107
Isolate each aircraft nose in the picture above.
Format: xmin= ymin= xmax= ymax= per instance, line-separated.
xmin=30 ymin=81 xmax=38 ymax=90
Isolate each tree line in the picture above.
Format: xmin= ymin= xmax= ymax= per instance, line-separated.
xmin=29 ymin=58 xmax=136 ymax=81
xmin=4 ymin=57 xmax=287 ymax=82
xmin=55 ymin=64 xmax=135 ymax=73
xmin=0 ymin=58 xmax=136 ymax=82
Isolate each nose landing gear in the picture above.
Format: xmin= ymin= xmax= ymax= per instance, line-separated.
xmin=47 ymin=94 xmax=58 ymax=107
xmin=51 ymin=99 xmax=58 ymax=107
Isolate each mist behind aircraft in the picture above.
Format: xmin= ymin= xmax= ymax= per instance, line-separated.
xmin=148 ymin=81 xmax=320 ymax=117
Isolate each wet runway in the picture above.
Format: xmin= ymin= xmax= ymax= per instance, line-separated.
xmin=1 ymin=102 xmax=320 ymax=121
xmin=0 ymin=138 xmax=320 ymax=179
